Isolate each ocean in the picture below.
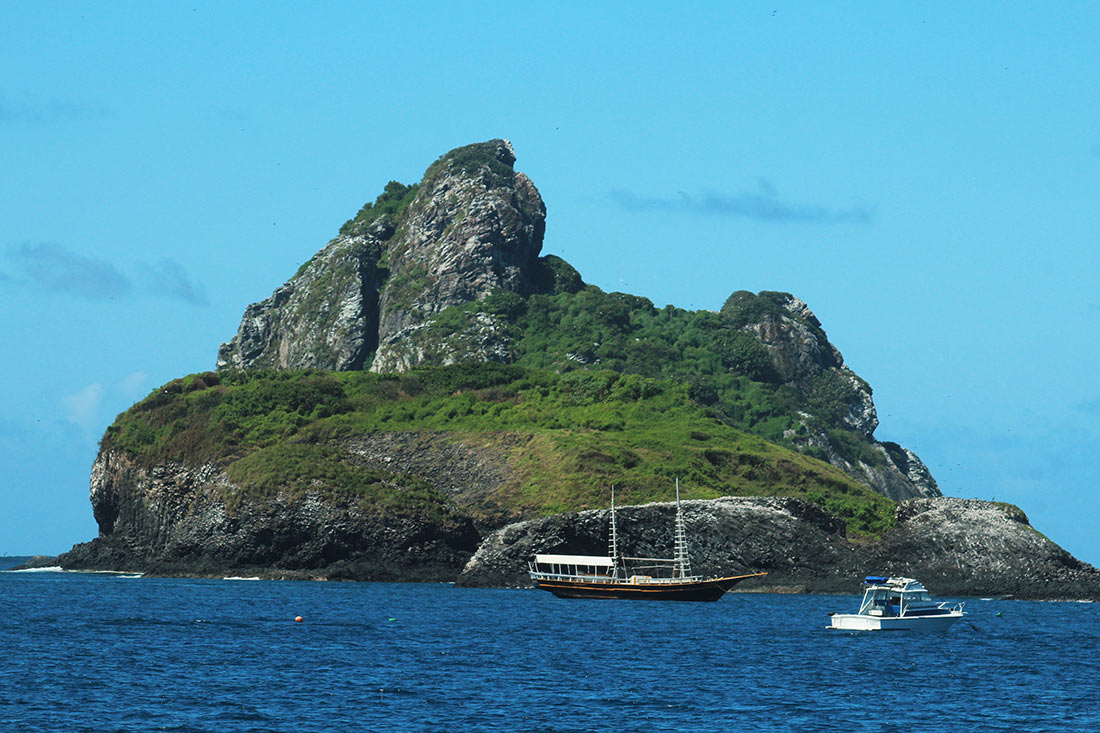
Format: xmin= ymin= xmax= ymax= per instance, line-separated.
xmin=1 ymin=569 xmax=1096 ymax=732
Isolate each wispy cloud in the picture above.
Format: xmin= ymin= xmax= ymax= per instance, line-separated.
xmin=61 ymin=383 xmax=104 ymax=435
xmin=0 ymin=416 xmax=29 ymax=450
xmin=0 ymin=93 xmax=109 ymax=124
xmin=9 ymin=242 xmax=131 ymax=299
xmin=59 ymin=374 xmax=155 ymax=442
xmin=5 ymin=244 xmax=208 ymax=305
xmin=1075 ymin=397 xmax=1100 ymax=419
xmin=139 ymin=258 xmax=209 ymax=305
xmin=610 ymin=179 xmax=873 ymax=224
xmin=115 ymin=371 xmax=149 ymax=401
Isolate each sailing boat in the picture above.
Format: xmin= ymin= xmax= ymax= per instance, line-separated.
xmin=527 ymin=480 xmax=767 ymax=601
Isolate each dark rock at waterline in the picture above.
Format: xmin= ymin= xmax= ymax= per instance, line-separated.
xmin=56 ymin=452 xmax=480 ymax=582
xmin=3 ymin=555 xmax=57 ymax=571
xmin=55 ymin=475 xmax=1100 ymax=600
xmin=55 ymin=449 xmax=1098 ymax=598
xmin=457 ymin=496 xmax=1100 ymax=601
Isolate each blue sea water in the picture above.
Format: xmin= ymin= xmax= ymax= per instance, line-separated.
xmin=1 ymin=570 xmax=1097 ymax=732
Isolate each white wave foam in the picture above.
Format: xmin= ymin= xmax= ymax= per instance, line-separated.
xmin=5 ymin=567 xmax=144 ymax=576
xmin=8 ymin=566 xmax=65 ymax=573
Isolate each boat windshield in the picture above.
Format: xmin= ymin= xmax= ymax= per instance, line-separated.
xmin=858 ymin=586 xmax=941 ymax=616
xmin=858 ymin=588 xmax=897 ymax=615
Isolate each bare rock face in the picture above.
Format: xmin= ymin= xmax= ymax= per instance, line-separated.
xmin=60 ymin=449 xmax=480 ymax=580
xmin=749 ymin=296 xmax=843 ymax=382
xmin=216 ymin=139 xmax=546 ymax=374
xmin=60 ymin=448 xmax=1097 ymax=600
xmin=734 ymin=292 xmax=877 ymax=435
xmin=344 ymin=431 xmax=523 ymax=530
xmin=370 ymin=140 xmax=545 ymax=371
xmin=457 ymin=496 xmax=1100 ymax=600
xmin=726 ymin=291 xmax=938 ymax=499
xmin=217 ymin=236 xmax=385 ymax=371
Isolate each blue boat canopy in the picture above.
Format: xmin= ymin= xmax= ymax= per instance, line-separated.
xmin=864 ymin=575 xmax=889 ymax=584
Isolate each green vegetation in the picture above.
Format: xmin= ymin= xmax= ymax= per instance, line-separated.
xmin=181 ymin=147 xmax=907 ymax=540
xmin=103 ymin=364 xmax=895 ymax=536
xmin=422 ymin=140 xmax=514 ymax=188
xmin=382 ymin=264 xmax=433 ymax=315
xmin=226 ymin=443 xmax=460 ymax=522
xmin=721 ymin=290 xmax=831 ymax=350
xmin=339 ymin=180 xmax=420 ymax=238
xmin=416 ymin=284 xmax=874 ymax=464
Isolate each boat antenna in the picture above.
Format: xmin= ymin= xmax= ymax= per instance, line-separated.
xmin=609 ymin=485 xmax=621 ymax=579
xmin=673 ymin=478 xmax=692 ymax=579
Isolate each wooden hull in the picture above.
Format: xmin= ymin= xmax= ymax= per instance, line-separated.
xmin=533 ymin=572 xmax=767 ymax=602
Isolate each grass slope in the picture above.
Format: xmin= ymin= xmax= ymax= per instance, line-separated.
xmin=403 ymin=286 xmax=891 ymax=474
xmin=102 ymin=364 xmax=894 ymax=536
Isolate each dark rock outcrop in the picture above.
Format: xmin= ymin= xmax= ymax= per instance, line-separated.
xmin=217 ymin=237 xmax=385 ymax=372
xmin=58 ymin=450 xmax=480 ymax=580
xmin=59 ymin=449 xmax=1098 ymax=601
xmin=457 ymin=496 xmax=1100 ymax=601
xmin=371 ymin=139 xmax=546 ymax=371
xmin=217 ymin=139 xmax=547 ymax=374
xmin=5 ymin=555 xmax=56 ymax=570
xmin=724 ymin=291 xmax=939 ymax=500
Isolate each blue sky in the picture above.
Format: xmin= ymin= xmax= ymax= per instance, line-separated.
xmin=3 ymin=3 xmax=1098 ymax=565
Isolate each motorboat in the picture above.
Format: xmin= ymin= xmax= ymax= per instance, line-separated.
xmin=828 ymin=576 xmax=965 ymax=632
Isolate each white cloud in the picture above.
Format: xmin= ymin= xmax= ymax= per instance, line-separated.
xmin=115 ymin=371 xmax=148 ymax=401
xmin=61 ymin=383 xmax=104 ymax=433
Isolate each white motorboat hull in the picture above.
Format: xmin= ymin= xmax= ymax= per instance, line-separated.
xmin=828 ymin=611 xmax=964 ymax=632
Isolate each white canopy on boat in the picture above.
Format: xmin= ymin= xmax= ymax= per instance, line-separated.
xmin=533 ymin=554 xmax=614 ymax=567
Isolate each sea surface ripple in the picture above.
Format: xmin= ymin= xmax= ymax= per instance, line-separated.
xmin=1 ymin=571 xmax=1096 ymax=731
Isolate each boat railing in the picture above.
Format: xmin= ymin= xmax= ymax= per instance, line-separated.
xmin=528 ymin=568 xmax=616 ymax=584
xmin=528 ymin=569 xmax=705 ymax=585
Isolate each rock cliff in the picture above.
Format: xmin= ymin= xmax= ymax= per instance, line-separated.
xmin=217 ymin=139 xmax=548 ymax=374
xmin=458 ymin=496 xmax=1100 ymax=601
xmin=371 ymin=139 xmax=546 ymax=371
xmin=216 ymin=237 xmax=385 ymax=372
xmin=726 ymin=291 xmax=938 ymax=500
xmin=59 ymin=444 xmax=1099 ymax=601
xmin=59 ymin=449 xmax=479 ymax=580
xmin=214 ymin=140 xmax=936 ymax=502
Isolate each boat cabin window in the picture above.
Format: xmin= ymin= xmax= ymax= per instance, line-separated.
xmin=860 ymin=588 xmax=900 ymax=615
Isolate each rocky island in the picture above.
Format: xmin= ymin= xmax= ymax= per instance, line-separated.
xmin=58 ymin=140 xmax=1100 ymax=600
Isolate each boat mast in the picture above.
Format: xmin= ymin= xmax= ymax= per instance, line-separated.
xmin=673 ymin=478 xmax=692 ymax=579
xmin=609 ymin=486 xmax=621 ymax=579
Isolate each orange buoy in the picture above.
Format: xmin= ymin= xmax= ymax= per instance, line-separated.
xmin=294 ymin=616 xmax=303 ymax=623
